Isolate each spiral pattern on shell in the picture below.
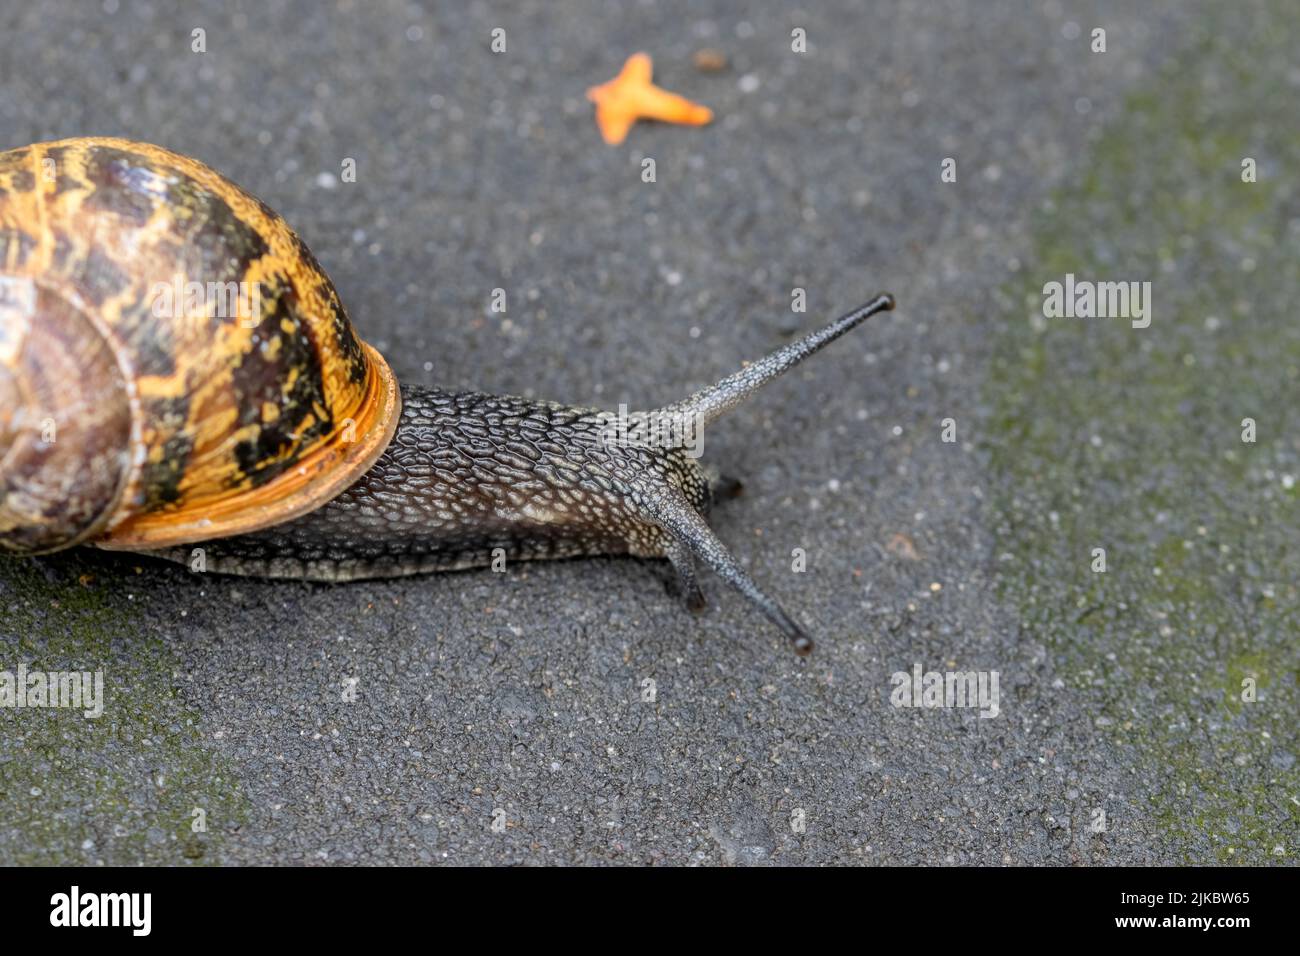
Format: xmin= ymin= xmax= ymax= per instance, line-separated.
xmin=0 ymin=138 xmax=399 ymax=554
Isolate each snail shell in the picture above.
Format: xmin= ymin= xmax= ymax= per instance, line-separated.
xmin=0 ymin=138 xmax=399 ymax=554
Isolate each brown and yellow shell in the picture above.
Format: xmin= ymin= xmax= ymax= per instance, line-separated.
xmin=0 ymin=137 xmax=400 ymax=554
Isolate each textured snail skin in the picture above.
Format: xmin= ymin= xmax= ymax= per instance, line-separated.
xmin=152 ymin=382 xmax=814 ymax=647
xmin=152 ymin=294 xmax=898 ymax=656
xmin=157 ymin=385 xmax=705 ymax=571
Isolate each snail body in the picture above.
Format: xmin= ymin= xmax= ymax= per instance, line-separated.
xmin=0 ymin=138 xmax=894 ymax=655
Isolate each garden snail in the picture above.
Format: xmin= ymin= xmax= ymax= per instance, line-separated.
xmin=0 ymin=137 xmax=894 ymax=655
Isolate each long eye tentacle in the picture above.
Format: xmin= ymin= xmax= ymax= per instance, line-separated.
xmin=643 ymin=486 xmax=815 ymax=655
xmin=629 ymin=295 xmax=897 ymax=654
xmin=653 ymin=294 xmax=895 ymax=430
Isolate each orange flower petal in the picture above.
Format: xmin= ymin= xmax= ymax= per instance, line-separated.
xmin=587 ymin=53 xmax=713 ymax=145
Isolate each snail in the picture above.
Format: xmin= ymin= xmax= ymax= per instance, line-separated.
xmin=0 ymin=137 xmax=894 ymax=655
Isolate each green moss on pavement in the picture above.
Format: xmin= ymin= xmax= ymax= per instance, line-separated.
xmin=986 ymin=8 xmax=1298 ymax=863
xmin=0 ymin=557 xmax=247 ymax=864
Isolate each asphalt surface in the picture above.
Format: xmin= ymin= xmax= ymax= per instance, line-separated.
xmin=1 ymin=1 xmax=1295 ymax=865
